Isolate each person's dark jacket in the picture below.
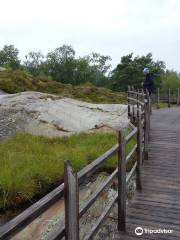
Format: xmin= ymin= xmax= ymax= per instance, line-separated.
xmin=143 ymin=74 xmax=155 ymax=95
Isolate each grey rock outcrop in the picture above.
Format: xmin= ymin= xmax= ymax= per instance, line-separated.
xmin=0 ymin=91 xmax=129 ymax=140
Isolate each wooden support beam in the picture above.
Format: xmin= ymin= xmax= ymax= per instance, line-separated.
xmin=136 ymin=113 xmax=143 ymax=191
xmin=157 ymin=88 xmax=160 ymax=109
xmin=168 ymin=88 xmax=171 ymax=108
xmin=118 ymin=130 xmax=126 ymax=232
xmin=64 ymin=161 xmax=79 ymax=240
xmin=128 ymin=85 xmax=131 ymax=118
xmin=177 ymin=88 xmax=180 ymax=106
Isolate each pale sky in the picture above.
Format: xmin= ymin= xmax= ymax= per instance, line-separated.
xmin=0 ymin=0 xmax=180 ymax=71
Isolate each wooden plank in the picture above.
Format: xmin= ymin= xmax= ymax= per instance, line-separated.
xmin=126 ymin=162 xmax=137 ymax=184
xmin=128 ymin=202 xmax=180 ymax=215
xmin=136 ymin=90 xmax=139 ymax=119
xmin=128 ymin=86 xmax=131 ymax=117
xmin=136 ymin=115 xmax=142 ymax=190
xmin=144 ymin=102 xmax=148 ymax=160
xmin=118 ymin=130 xmax=126 ymax=231
xmin=127 ymin=207 xmax=180 ymax=221
xmin=128 ymin=91 xmax=146 ymax=97
xmin=64 ymin=161 xmax=79 ymax=240
xmin=168 ymin=88 xmax=171 ymax=108
xmin=123 ymin=223 xmax=179 ymax=240
xmin=177 ymin=88 xmax=180 ymax=105
xmin=118 ymin=106 xmax=180 ymax=240
xmin=125 ymin=128 xmax=137 ymax=144
xmin=77 ymin=143 xmax=118 ymax=182
xmin=157 ymin=87 xmax=160 ymax=109
xmin=126 ymin=144 xmax=137 ymax=164
xmin=127 ymin=97 xmax=145 ymax=107
xmin=127 ymin=217 xmax=180 ymax=234
xmin=0 ymin=183 xmax=65 ymax=240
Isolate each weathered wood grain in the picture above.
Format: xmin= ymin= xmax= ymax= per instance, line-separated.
xmin=118 ymin=130 xmax=126 ymax=231
xmin=64 ymin=160 xmax=79 ymax=240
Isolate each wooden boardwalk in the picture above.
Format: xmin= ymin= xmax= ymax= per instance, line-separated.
xmin=1 ymin=91 xmax=180 ymax=240
xmin=118 ymin=107 xmax=180 ymax=240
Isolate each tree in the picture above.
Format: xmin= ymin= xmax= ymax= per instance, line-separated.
xmin=24 ymin=51 xmax=44 ymax=76
xmin=0 ymin=45 xmax=20 ymax=69
xmin=76 ymin=53 xmax=111 ymax=87
xmin=87 ymin=52 xmax=112 ymax=74
xmin=110 ymin=53 xmax=165 ymax=91
xmin=161 ymin=70 xmax=180 ymax=92
xmin=72 ymin=57 xmax=91 ymax=85
xmin=45 ymin=44 xmax=76 ymax=83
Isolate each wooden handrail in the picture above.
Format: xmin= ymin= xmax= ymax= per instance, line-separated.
xmin=151 ymin=87 xmax=180 ymax=108
xmin=0 ymin=86 xmax=151 ymax=240
xmin=0 ymin=144 xmax=118 ymax=240
xmin=127 ymin=97 xmax=145 ymax=106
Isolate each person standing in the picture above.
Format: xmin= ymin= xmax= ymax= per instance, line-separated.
xmin=143 ymin=68 xmax=155 ymax=95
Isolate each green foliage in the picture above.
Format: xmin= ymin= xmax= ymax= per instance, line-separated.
xmin=0 ymin=45 xmax=20 ymax=70
xmin=86 ymin=52 xmax=112 ymax=74
xmin=72 ymin=56 xmax=109 ymax=87
xmin=3 ymin=43 xmax=179 ymax=93
xmin=161 ymin=70 xmax=180 ymax=91
xmin=44 ymin=46 xmax=111 ymax=87
xmin=111 ymin=53 xmax=165 ymax=91
xmin=0 ymin=70 xmax=127 ymax=103
xmin=24 ymin=51 xmax=44 ymax=76
xmin=0 ymin=44 xmax=172 ymax=91
xmin=45 ymin=44 xmax=76 ymax=83
xmin=157 ymin=102 xmax=177 ymax=108
xmin=0 ymin=132 xmax=136 ymax=209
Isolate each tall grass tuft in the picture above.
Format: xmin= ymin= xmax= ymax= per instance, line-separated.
xmin=0 ymin=132 xmax=135 ymax=209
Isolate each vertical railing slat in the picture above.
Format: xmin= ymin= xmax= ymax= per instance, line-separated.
xmin=118 ymin=130 xmax=126 ymax=232
xmin=144 ymin=99 xmax=149 ymax=160
xmin=128 ymin=85 xmax=131 ymax=118
xmin=136 ymin=112 xmax=143 ymax=190
xmin=64 ymin=161 xmax=79 ymax=240
xmin=168 ymin=88 xmax=171 ymax=108
xmin=177 ymin=88 xmax=180 ymax=106
xmin=157 ymin=88 xmax=160 ymax=109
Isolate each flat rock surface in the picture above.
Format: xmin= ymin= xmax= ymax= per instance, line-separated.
xmin=0 ymin=91 xmax=129 ymax=139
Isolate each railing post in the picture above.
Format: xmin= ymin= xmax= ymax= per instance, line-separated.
xmin=177 ymin=88 xmax=180 ymax=106
xmin=118 ymin=130 xmax=126 ymax=232
xmin=157 ymin=88 xmax=160 ymax=109
xmin=146 ymin=90 xmax=150 ymax=139
xmin=128 ymin=85 xmax=131 ymax=118
xmin=131 ymin=86 xmax=136 ymax=124
xmin=144 ymin=100 xmax=149 ymax=160
xmin=168 ymin=88 xmax=171 ymax=108
xmin=132 ymin=105 xmax=135 ymax=124
xmin=64 ymin=161 xmax=79 ymax=240
xmin=136 ymin=112 xmax=143 ymax=190
xmin=137 ymin=90 xmax=139 ymax=120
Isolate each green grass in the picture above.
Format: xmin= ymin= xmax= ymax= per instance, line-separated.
xmin=0 ymin=70 xmax=127 ymax=104
xmin=0 ymin=70 xmax=129 ymax=210
xmin=155 ymin=102 xmax=177 ymax=109
xmin=0 ymin=132 xmax=136 ymax=210
xmin=158 ymin=102 xmax=170 ymax=108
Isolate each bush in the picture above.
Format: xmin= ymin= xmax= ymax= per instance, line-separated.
xmin=0 ymin=70 xmax=127 ymax=104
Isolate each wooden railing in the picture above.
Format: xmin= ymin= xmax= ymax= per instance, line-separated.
xmin=153 ymin=88 xmax=180 ymax=108
xmin=0 ymin=87 xmax=151 ymax=240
